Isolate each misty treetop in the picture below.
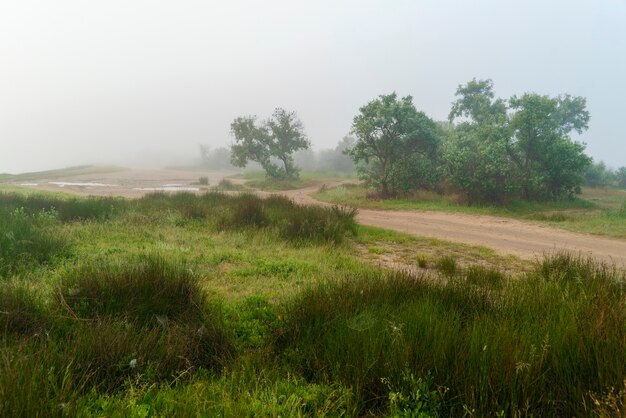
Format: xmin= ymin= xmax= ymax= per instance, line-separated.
xmin=230 ymin=108 xmax=310 ymax=180
xmin=347 ymin=79 xmax=595 ymax=203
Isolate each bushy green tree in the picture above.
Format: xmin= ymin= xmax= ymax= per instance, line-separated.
xmin=585 ymin=160 xmax=610 ymax=188
xmin=445 ymin=79 xmax=517 ymax=204
xmin=616 ymin=167 xmax=626 ymax=189
xmin=348 ymin=93 xmax=440 ymax=196
xmin=509 ymin=94 xmax=591 ymax=199
xmin=445 ymin=79 xmax=592 ymax=203
xmin=230 ymin=108 xmax=310 ymax=180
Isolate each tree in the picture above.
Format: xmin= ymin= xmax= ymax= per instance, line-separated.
xmin=445 ymin=79 xmax=592 ymax=202
xmin=509 ymin=93 xmax=591 ymax=199
xmin=230 ymin=108 xmax=310 ymax=179
xmin=615 ymin=167 xmax=626 ymax=189
xmin=585 ymin=160 xmax=610 ymax=188
xmin=348 ymin=93 xmax=440 ymax=196
xmin=445 ymin=79 xmax=517 ymax=204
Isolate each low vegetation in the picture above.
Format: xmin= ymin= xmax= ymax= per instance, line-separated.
xmin=0 ymin=189 xmax=624 ymax=416
xmin=316 ymin=183 xmax=626 ymax=238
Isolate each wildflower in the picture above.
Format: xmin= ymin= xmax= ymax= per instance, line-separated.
xmin=129 ymin=358 xmax=137 ymax=369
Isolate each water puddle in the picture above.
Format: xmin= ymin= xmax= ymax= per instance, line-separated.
xmin=133 ymin=186 xmax=200 ymax=192
xmin=49 ymin=182 xmax=117 ymax=187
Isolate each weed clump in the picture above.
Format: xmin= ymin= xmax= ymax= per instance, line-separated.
xmin=0 ymin=207 xmax=70 ymax=276
xmin=59 ymin=254 xmax=207 ymax=325
xmin=435 ymin=255 xmax=457 ymax=276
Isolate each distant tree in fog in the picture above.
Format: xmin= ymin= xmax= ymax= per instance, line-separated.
xmin=198 ymin=146 xmax=238 ymax=170
xmin=230 ymin=108 xmax=310 ymax=180
xmin=293 ymin=136 xmax=356 ymax=173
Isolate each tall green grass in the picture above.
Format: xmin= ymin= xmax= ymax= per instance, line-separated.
xmin=0 ymin=207 xmax=70 ymax=277
xmin=277 ymin=253 xmax=626 ymax=416
xmin=0 ymin=192 xmax=127 ymax=222
xmin=137 ymin=192 xmax=357 ymax=244
xmin=0 ymin=255 xmax=233 ymax=416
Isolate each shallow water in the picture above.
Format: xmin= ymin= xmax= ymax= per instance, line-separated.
xmin=132 ymin=186 xmax=200 ymax=192
xmin=49 ymin=181 xmax=116 ymax=187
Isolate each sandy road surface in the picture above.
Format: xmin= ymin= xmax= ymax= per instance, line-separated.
xmin=269 ymin=184 xmax=626 ymax=267
xmin=5 ymin=168 xmax=626 ymax=267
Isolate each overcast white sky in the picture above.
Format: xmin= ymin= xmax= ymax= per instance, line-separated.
xmin=1 ymin=0 xmax=625 ymax=173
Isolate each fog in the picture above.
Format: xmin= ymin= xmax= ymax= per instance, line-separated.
xmin=1 ymin=0 xmax=625 ymax=174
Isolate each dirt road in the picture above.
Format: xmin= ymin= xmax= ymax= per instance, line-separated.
xmin=5 ymin=168 xmax=626 ymax=267
xmin=272 ymin=184 xmax=626 ymax=267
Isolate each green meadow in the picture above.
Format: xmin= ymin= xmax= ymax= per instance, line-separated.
xmin=0 ymin=189 xmax=624 ymax=416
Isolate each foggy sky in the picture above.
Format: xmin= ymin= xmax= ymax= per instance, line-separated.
xmin=1 ymin=0 xmax=625 ymax=174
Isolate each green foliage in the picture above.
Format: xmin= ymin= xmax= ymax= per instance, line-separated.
xmin=349 ymin=93 xmax=441 ymax=196
xmin=230 ymin=108 xmax=310 ymax=180
xmin=416 ymin=255 xmax=427 ymax=269
xmin=2 ymin=188 xmax=625 ymax=416
xmin=135 ymin=191 xmax=357 ymax=245
xmin=213 ymin=178 xmax=244 ymax=191
xmin=59 ymin=255 xmax=207 ymax=325
xmin=445 ymin=79 xmax=592 ymax=203
xmin=435 ymin=255 xmax=457 ymax=276
xmin=384 ymin=370 xmax=447 ymax=418
xmin=509 ymin=93 xmax=591 ymax=199
xmin=586 ymin=161 xmax=626 ymax=189
xmin=293 ymin=136 xmax=356 ymax=173
xmin=444 ymin=123 xmax=516 ymax=204
xmin=0 ymin=191 xmax=127 ymax=221
xmin=75 ymin=368 xmax=355 ymax=417
xmin=617 ymin=167 xmax=626 ymax=189
xmin=585 ymin=160 xmax=611 ymax=187
xmin=0 ymin=255 xmax=235 ymax=416
xmin=277 ymin=255 xmax=626 ymax=416
xmin=0 ymin=282 xmax=48 ymax=336
xmin=0 ymin=206 xmax=70 ymax=277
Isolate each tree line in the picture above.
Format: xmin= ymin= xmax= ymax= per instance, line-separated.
xmin=227 ymin=78 xmax=623 ymax=203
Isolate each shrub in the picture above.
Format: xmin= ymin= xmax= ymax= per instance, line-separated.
xmin=57 ymin=254 xmax=233 ymax=375
xmin=58 ymin=255 xmax=215 ymax=326
xmin=435 ymin=255 xmax=457 ymax=276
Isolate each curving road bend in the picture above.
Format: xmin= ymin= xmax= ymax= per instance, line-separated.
xmin=278 ymin=184 xmax=626 ymax=268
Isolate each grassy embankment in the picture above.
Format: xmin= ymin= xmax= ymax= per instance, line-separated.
xmin=315 ymin=183 xmax=626 ymax=239
xmin=0 ymin=189 xmax=624 ymax=416
xmin=233 ymin=170 xmax=356 ymax=191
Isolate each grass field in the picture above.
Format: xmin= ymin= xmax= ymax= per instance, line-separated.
xmin=315 ymin=183 xmax=626 ymax=239
xmin=1 ymin=189 xmax=624 ymax=416
xmin=234 ymin=170 xmax=356 ymax=191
